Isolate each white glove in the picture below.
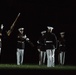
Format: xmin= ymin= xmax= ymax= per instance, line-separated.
xmin=23 ymin=34 xmax=27 ymax=38
xmin=37 ymin=41 xmax=39 ymax=44
xmin=59 ymin=44 xmax=62 ymax=46
xmin=26 ymin=38 xmax=29 ymax=41
xmin=1 ymin=24 xmax=4 ymax=30
xmin=38 ymin=49 xmax=41 ymax=52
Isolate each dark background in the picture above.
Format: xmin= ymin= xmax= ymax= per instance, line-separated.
xmin=0 ymin=0 xmax=76 ymax=65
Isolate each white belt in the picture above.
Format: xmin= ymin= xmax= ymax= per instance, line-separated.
xmin=46 ymin=41 xmax=53 ymax=43
xmin=17 ymin=41 xmax=24 ymax=43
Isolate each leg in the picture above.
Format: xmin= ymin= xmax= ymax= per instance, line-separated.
xmin=0 ymin=48 xmax=1 ymax=63
xmin=46 ymin=50 xmax=52 ymax=67
xmin=62 ymin=52 xmax=65 ymax=65
xmin=39 ymin=51 xmax=43 ymax=65
xmin=16 ymin=49 xmax=20 ymax=65
xmin=39 ymin=51 xmax=41 ymax=65
xmin=43 ymin=51 xmax=46 ymax=64
xmin=20 ymin=49 xmax=24 ymax=65
xmin=60 ymin=52 xmax=63 ymax=65
xmin=52 ymin=49 xmax=55 ymax=67
xmin=0 ymin=48 xmax=1 ymax=55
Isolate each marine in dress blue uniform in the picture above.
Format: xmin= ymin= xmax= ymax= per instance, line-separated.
xmin=44 ymin=26 xmax=57 ymax=67
xmin=58 ymin=32 xmax=66 ymax=65
xmin=37 ymin=31 xmax=46 ymax=65
xmin=17 ymin=28 xmax=29 ymax=65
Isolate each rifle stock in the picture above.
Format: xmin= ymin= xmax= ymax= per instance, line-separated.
xmin=7 ymin=13 xmax=21 ymax=36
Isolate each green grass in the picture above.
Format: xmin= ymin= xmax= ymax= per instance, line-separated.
xmin=0 ymin=64 xmax=76 ymax=70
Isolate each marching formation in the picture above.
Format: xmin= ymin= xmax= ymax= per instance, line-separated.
xmin=0 ymin=13 xmax=66 ymax=67
xmin=37 ymin=26 xmax=66 ymax=67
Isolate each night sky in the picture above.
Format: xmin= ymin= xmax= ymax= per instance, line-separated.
xmin=0 ymin=1 xmax=76 ymax=65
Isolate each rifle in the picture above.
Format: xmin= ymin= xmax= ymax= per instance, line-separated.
xmin=7 ymin=13 xmax=21 ymax=36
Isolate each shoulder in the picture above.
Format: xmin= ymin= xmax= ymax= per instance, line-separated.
xmin=51 ymin=33 xmax=56 ymax=36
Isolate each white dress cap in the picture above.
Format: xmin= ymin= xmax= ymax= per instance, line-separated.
xmin=41 ymin=31 xmax=46 ymax=34
xmin=60 ymin=32 xmax=65 ymax=35
xmin=18 ymin=28 xmax=24 ymax=31
xmin=47 ymin=26 xmax=54 ymax=30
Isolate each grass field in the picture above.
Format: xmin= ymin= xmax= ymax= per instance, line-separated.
xmin=0 ymin=64 xmax=76 ymax=70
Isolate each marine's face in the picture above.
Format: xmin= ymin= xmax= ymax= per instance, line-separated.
xmin=48 ymin=29 xmax=52 ymax=33
xmin=19 ymin=30 xmax=24 ymax=34
xmin=61 ymin=34 xmax=64 ymax=38
xmin=41 ymin=33 xmax=44 ymax=36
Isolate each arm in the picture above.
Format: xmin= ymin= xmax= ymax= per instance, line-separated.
xmin=53 ymin=34 xmax=58 ymax=49
xmin=37 ymin=41 xmax=41 ymax=52
xmin=0 ymin=24 xmax=4 ymax=36
xmin=24 ymin=35 xmax=34 ymax=47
